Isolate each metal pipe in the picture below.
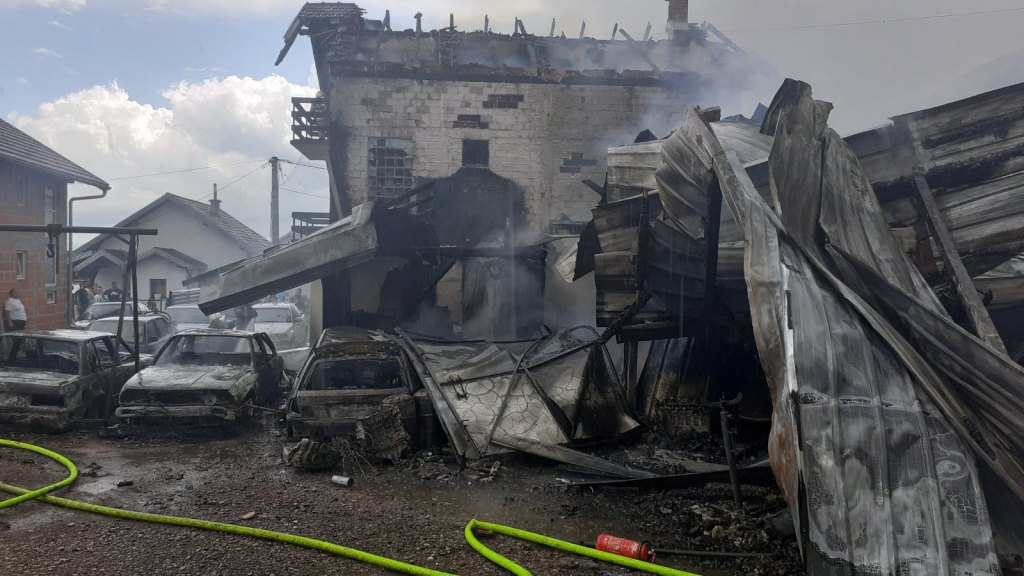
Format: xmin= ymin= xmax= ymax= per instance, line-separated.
xmin=130 ymin=238 xmax=140 ymax=372
xmin=720 ymin=403 xmax=742 ymax=513
xmin=67 ymin=189 xmax=108 ymax=324
xmin=0 ymin=225 xmax=157 ymax=235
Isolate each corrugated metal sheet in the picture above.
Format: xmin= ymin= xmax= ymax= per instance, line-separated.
xmin=397 ymin=327 xmax=639 ymax=459
xmin=668 ymin=79 xmax=1024 ymax=573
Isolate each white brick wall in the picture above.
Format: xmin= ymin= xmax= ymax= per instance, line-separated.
xmin=331 ymin=78 xmax=701 ymax=236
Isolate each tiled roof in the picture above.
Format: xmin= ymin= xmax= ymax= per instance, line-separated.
xmin=73 ymin=248 xmax=129 ymax=273
xmin=141 ymin=247 xmax=207 ymax=270
xmin=172 ymin=195 xmax=271 ymax=254
xmin=0 ymin=118 xmax=109 ymax=190
xmin=298 ymin=2 xmax=363 ymax=19
xmin=276 ymin=3 xmax=364 ymax=65
xmin=76 ymin=193 xmax=270 ymax=255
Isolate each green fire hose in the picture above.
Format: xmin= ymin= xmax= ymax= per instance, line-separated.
xmin=0 ymin=438 xmax=698 ymax=576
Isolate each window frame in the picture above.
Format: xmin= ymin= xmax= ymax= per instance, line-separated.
xmin=15 ymin=251 xmax=27 ymax=280
xmin=461 ymin=139 xmax=490 ymax=167
xmin=367 ymin=137 xmax=415 ymax=200
xmin=15 ymin=177 xmax=26 ymax=207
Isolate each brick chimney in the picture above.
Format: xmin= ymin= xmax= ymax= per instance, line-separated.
xmin=666 ymin=0 xmax=689 ymax=39
xmin=210 ymin=183 xmax=221 ymax=214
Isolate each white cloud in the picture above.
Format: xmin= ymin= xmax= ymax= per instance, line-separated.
xmin=33 ymin=47 xmax=64 ymax=59
xmin=48 ymin=19 xmax=69 ymax=28
xmin=143 ymin=0 xmax=297 ymax=16
xmin=35 ymin=0 xmax=85 ymax=13
xmin=17 ymin=78 xmax=30 ymax=85
xmin=9 ymin=76 xmax=325 ymax=246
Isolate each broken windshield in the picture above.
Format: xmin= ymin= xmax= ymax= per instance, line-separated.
xmin=156 ymin=335 xmax=253 ymax=367
xmin=304 ymin=359 xmax=405 ymax=391
xmin=0 ymin=336 xmax=80 ymax=375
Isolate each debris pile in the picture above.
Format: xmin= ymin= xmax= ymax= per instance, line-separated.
xmin=572 ymin=79 xmax=1024 ymax=572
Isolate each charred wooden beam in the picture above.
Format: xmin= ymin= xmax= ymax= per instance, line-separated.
xmin=911 ymin=170 xmax=1008 ymax=354
xmin=617 ymin=29 xmax=660 ymax=72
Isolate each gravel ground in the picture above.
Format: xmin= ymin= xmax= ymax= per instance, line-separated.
xmin=0 ymin=417 xmax=803 ymax=575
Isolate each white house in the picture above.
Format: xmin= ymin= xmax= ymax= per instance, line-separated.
xmin=74 ymin=193 xmax=270 ymax=304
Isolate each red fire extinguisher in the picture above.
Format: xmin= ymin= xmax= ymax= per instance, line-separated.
xmin=595 ymin=533 xmax=657 ymax=563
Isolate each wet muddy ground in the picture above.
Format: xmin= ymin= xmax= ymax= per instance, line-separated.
xmin=0 ymin=417 xmax=803 ymax=575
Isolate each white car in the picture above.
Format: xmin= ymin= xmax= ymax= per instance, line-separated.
xmin=166 ymin=304 xmax=215 ymax=332
xmin=253 ymin=303 xmax=309 ymax=350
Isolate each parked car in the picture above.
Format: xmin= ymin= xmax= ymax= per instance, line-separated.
xmin=72 ymin=301 xmax=150 ymax=329
xmin=0 ymin=330 xmax=145 ymax=431
xmin=116 ymin=329 xmax=283 ymax=426
xmin=86 ymin=314 xmax=174 ymax=355
xmin=285 ymin=327 xmax=419 ymax=439
xmin=165 ymin=304 xmax=216 ymax=332
xmin=253 ymin=303 xmax=309 ymax=349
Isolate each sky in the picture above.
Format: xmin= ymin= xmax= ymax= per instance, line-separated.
xmin=3 ymin=0 xmax=1024 ymax=246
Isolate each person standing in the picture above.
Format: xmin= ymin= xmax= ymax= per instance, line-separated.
xmin=75 ymin=282 xmax=94 ymax=317
xmin=104 ymin=281 xmax=123 ymax=302
xmin=92 ymin=284 xmax=106 ymax=302
xmin=4 ymin=289 xmax=27 ymax=331
xmin=290 ymin=288 xmax=308 ymax=313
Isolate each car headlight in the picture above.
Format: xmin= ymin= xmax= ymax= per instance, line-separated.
xmin=202 ymin=393 xmax=218 ymax=406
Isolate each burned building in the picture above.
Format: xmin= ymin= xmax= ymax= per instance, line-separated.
xmin=276 ymin=1 xmax=765 ymax=334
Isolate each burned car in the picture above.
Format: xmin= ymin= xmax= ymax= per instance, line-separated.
xmin=285 ymin=328 xmax=419 ymax=439
xmin=72 ymin=301 xmax=150 ymax=329
xmin=86 ymin=314 xmax=174 ymax=355
xmin=116 ymin=329 xmax=283 ymax=426
xmin=0 ymin=330 xmax=144 ymax=431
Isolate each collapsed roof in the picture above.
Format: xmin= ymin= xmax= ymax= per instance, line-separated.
xmin=276 ymin=2 xmax=761 ymax=88
xmin=576 ymin=79 xmax=1024 ymax=572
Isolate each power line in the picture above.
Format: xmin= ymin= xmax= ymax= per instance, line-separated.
xmin=279 ymin=158 xmax=328 ymax=170
xmin=108 ymin=159 xmax=264 ymax=181
xmin=720 ymin=6 xmax=1024 ymax=33
xmin=198 ymin=162 xmax=268 ymax=200
xmin=279 ymin=158 xmax=301 ymax=187
xmin=281 ymin=187 xmax=329 ymax=199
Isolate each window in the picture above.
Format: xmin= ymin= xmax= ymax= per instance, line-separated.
xmin=46 ymin=291 xmax=56 ymax=304
xmin=15 ymin=251 xmax=26 ymax=280
xmin=92 ymin=340 xmax=115 ymax=369
xmin=44 ymin=187 xmax=56 ymax=225
xmin=15 ymin=178 xmax=26 ymax=207
xmin=367 ymin=138 xmax=414 ymax=200
xmin=44 ymin=187 xmax=57 ymax=286
xmin=149 ymin=278 xmax=167 ymax=300
xmin=149 ymin=318 xmax=170 ymax=343
xmin=462 ymin=139 xmax=489 ymax=167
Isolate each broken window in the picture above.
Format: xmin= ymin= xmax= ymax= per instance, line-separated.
xmin=462 ymin=139 xmax=489 ymax=167
xmin=306 ymin=359 xmax=405 ymax=391
xmin=367 ymin=138 xmax=414 ymax=200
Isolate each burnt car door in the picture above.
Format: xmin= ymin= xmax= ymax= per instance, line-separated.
xmin=253 ymin=334 xmax=282 ymax=402
xmin=86 ymin=337 xmax=126 ymax=417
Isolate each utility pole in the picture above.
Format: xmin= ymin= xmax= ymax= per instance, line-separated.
xmin=270 ymin=156 xmax=280 ymax=244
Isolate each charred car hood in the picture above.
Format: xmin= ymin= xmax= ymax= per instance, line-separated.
xmin=0 ymin=368 xmax=77 ymax=394
xmin=255 ymin=323 xmax=292 ymax=335
xmin=123 ymin=365 xmax=251 ymax=392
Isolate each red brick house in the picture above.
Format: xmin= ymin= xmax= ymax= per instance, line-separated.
xmin=0 ymin=118 xmax=110 ymax=330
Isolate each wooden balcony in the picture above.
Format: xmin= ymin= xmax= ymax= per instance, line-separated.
xmin=291 ymin=97 xmax=328 ymax=161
